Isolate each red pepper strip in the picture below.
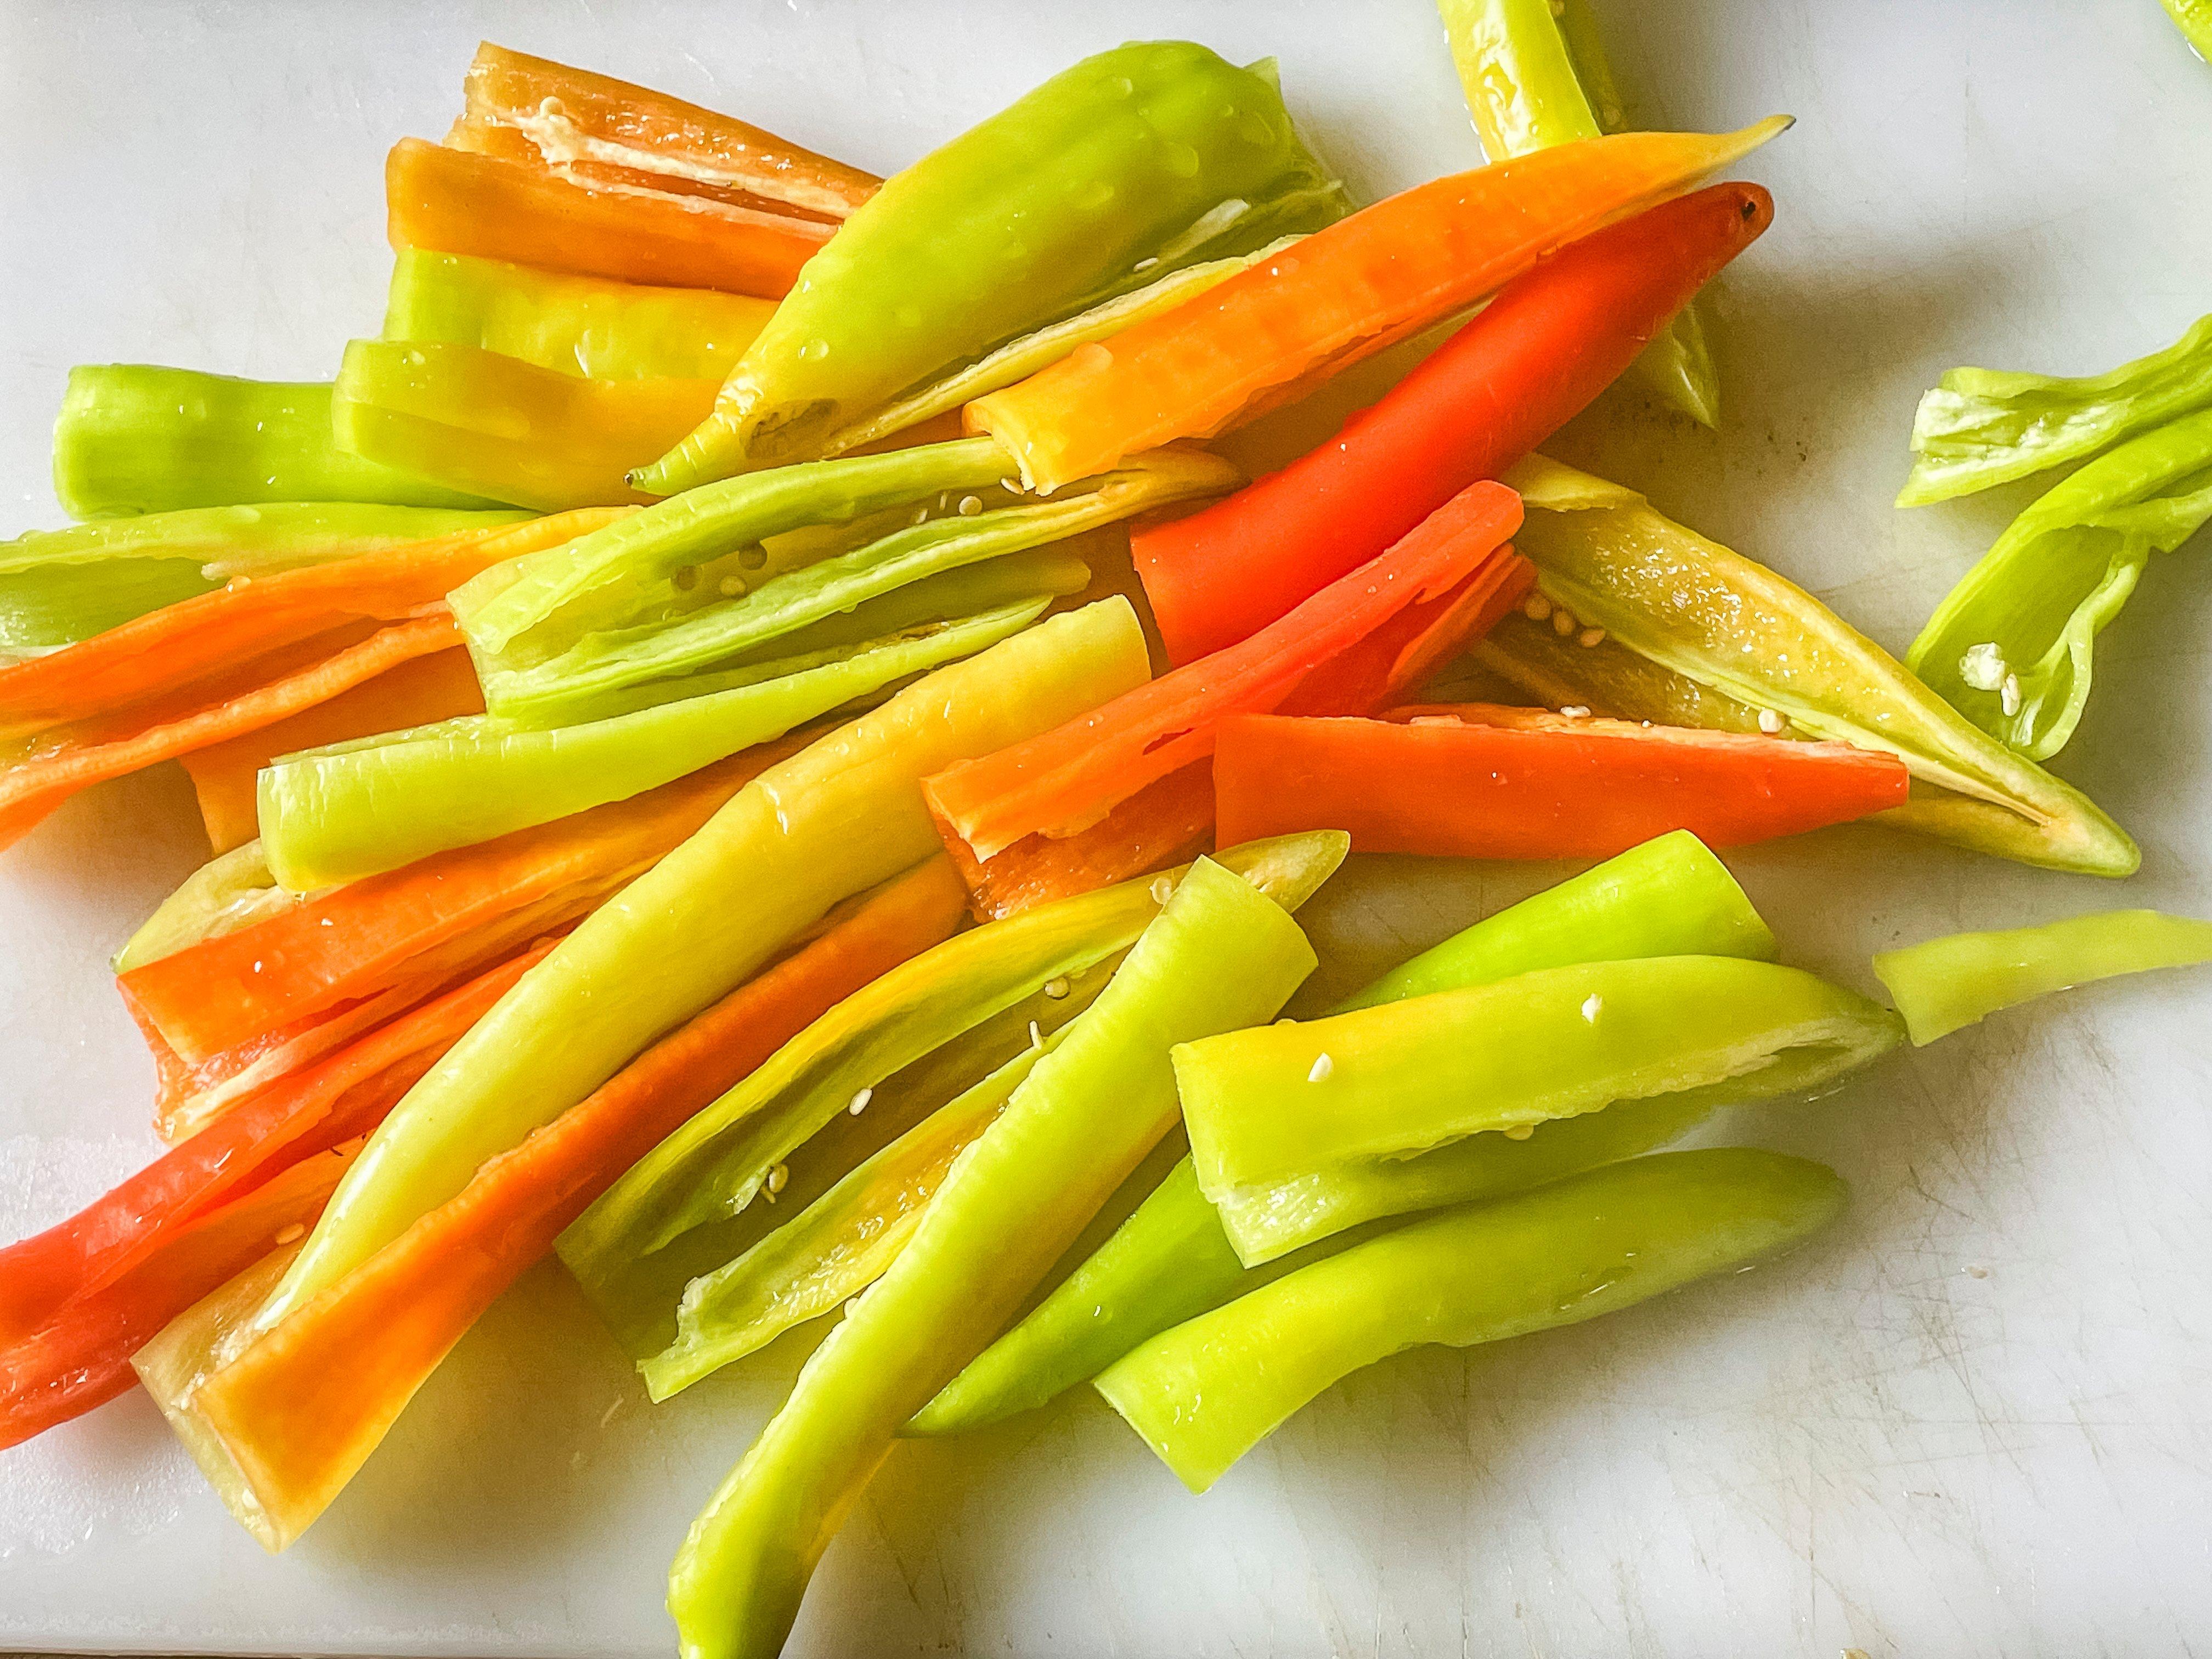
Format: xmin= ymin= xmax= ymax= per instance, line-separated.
xmin=0 ymin=614 xmax=460 ymax=852
xmin=119 ymin=731 xmax=809 ymax=1066
xmin=924 ymin=481 xmax=1524 ymax=861
xmin=0 ymin=510 xmax=618 ymax=738
xmin=180 ymin=648 xmax=484 ymax=855
xmin=937 ymin=553 xmax=1535 ymax=919
xmin=181 ymin=857 xmax=967 ymax=1548
xmin=386 ymin=138 xmax=827 ymax=300
xmin=1213 ymin=704 xmax=1911 ymax=860
xmin=0 ymin=1144 xmax=353 ymax=1451
xmin=1133 ymin=184 xmax=1773 ymax=664
xmin=0 ymin=942 xmax=553 ymax=1352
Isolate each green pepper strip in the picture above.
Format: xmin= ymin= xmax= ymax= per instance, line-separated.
xmin=1178 ymin=954 xmax=1899 ymax=1200
xmin=1495 ymin=454 xmax=2140 ymax=876
xmin=1897 ymin=312 xmax=2212 ymax=507
xmin=111 ymin=840 xmax=297 ymax=975
xmin=2163 ymin=0 xmax=2212 ymax=57
xmin=252 ymin=599 xmax=1150 ymax=1330
xmin=382 ymin=249 xmax=776 ymax=382
xmin=557 ymin=832 xmax=1346 ymax=1303
xmin=1095 ymin=1148 xmax=1846 ymax=1493
xmin=1435 ymin=0 xmax=1720 ymax=426
xmin=473 ymin=447 xmax=1237 ymax=728
xmin=1905 ymin=407 xmax=2212 ymax=761
xmin=52 ymin=366 xmax=504 ymax=518
xmin=0 ymin=503 xmax=528 ymax=655
xmin=666 ymin=855 xmax=1328 ymax=1659
xmin=258 ymin=591 xmax=1073 ymax=890
xmin=1872 ymin=909 xmax=2212 ymax=1046
xmin=637 ymin=39 xmax=1349 ymax=493
xmin=910 ymin=829 xmax=1784 ymax=1434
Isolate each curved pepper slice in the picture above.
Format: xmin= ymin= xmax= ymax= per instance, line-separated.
xmin=1095 ymin=1148 xmax=1846 ymax=1492
xmin=1873 ymin=909 xmax=2212 ymax=1046
xmin=966 ymin=119 xmax=1788 ymax=494
xmin=667 ymin=855 xmax=1325 ymax=1659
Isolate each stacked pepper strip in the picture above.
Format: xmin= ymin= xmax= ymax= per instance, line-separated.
xmin=1132 ymin=183 xmax=1770 ymax=663
xmin=129 ymin=859 xmax=964 ymax=1548
xmin=665 ymin=853 xmax=1333 ymax=1659
xmin=637 ymin=40 xmax=1349 ymax=491
xmin=964 ymin=118 xmax=1788 ymax=494
xmin=925 ymin=481 xmax=1525 ymax=861
xmin=1214 ymin=703 xmax=1909 ymax=860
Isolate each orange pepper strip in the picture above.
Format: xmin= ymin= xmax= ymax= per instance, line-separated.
xmin=459 ymin=42 xmax=878 ymax=222
xmin=179 ymin=856 xmax=967 ymax=1550
xmin=0 ymin=615 xmax=460 ymax=853
xmin=935 ymin=553 xmax=1534 ymax=919
xmin=924 ymin=481 xmax=1524 ymax=861
xmin=119 ymin=733 xmax=811 ymax=1067
xmin=179 ymin=647 xmax=485 ymax=855
xmin=0 ymin=943 xmax=551 ymax=1352
xmin=0 ymin=1144 xmax=354 ymax=1451
xmin=964 ymin=121 xmax=1789 ymax=492
xmin=1214 ymin=704 xmax=1911 ymax=860
xmin=386 ymin=138 xmax=828 ymax=301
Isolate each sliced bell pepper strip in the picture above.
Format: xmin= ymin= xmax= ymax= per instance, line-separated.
xmin=1897 ymin=312 xmax=2212 ymax=506
xmin=137 ymin=859 xmax=961 ymax=1551
xmin=458 ymin=42 xmax=878 ymax=222
xmin=1131 ymin=183 xmax=1768 ymax=663
xmin=2162 ymin=0 xmax=2212 ymax=56
xmin=1905 ymin=405 xmax=2212 ymax=760
xmin=910 ymin=827 xmax=1776 ymax=1432
xmin=666 ymin=854 xmax=1325 ymax=1659
xmin=558 ymin=833 xmax=1341 ymax=1302
xmin=0 ymin=942 xmax=549 ymax=1352
xmin=255 ymin=601 xmax=1149 ymax=1331
xmin=120 ymin=738 xmax=796 ymax=1064
xmin=1178 ymin=954 xmax=1900 ymax=1201
xmin=939 ymin=549 xmax=1532 ymax=919
xmin=386 ymin=137 xmax=829 ymax=300
xmin=1466 ymin=589 xmax=1769 ymax=731
xmin=1501 ymin=454 xmax=2140 ymax=876
xmin=1096 ymin=1148 xmax=1845 ymax=1493
xmin=926 ymin=481 xmax=1523 ymax=860
xmin=0 ymin=613 xmax=461 ymax=853
xmin=964 ymin=119 xmax=1788 ymax=494
xmin=259 ymin=598 xmax=1057 ymax=889
xmin=1873 ymin=910 xmax=2212 ymax=1046
xmin=53 ymin=366 xmax=501 ymax=518
xmin=1435 ymin=0 xmax=1724 ymax=426
xmin=644 ymin=1028 xmax=1068 ymax=1400
xmin=1214 ymin=703 xmax=1910 ymax=860
xmin=180 ymin=648 xmax=484 ymax=856
xmin=470 ymin=448 xmax=1234 ymax=729
xmin=332 ymin=340 xmax=722 ymax=511
xmin=0 ymin=1145 xmax=353 ymax=1451
xmin=383 ymin=250 xmax=776 ymax=382
xmin=637 ymin=42 xmax=1348 ymax=493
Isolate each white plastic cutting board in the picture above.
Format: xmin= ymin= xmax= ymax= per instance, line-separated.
xmin=4 ymin=2 xmax=2210 ymax=1654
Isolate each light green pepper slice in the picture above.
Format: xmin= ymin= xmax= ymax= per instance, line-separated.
xmin=1435 ymin=0 xmax=1720 ymax=426
xmin=2164 ymin=0 xmax=2212 ymax=57
xmin=257 ymin=591 xmax=1072 ymax=889
xmin=1873 ymin=909 xmax=2212 ymax=1046
xmin=1500 ymin=455 xmax=2139 ymax=876
xmin=911 ymin=830 xmax=1785 ymax=1433
xmin=1906 ymin=407 xmax=2212 ymax=760
xmin=111 ymin=840 xmax=296 ymax=974
xmin=1096 ymin=1148 xmax=1846 ymax=1493
xmin=667 ymin=855 xmax=1325 ymax=1659
xmin=1897 ymin=313 xmax=2212 ymax=506
xmin=1178 ymin=955 xmax=1899 ymax=1200
xmin=382 ymin=249 xmax=776 ymax=381
xmin=558 ymin=832 xmax=1346 ymax=1297
xmin=253 ymin=599 xmax=1150 ymax=1330
xmin=53 ymin=366 xmax=503 ymax=518
xmin=471 ymin=447 xmax=1235 ymax=727
xmin=636 ymin=40 xmax=1348 ymax=492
